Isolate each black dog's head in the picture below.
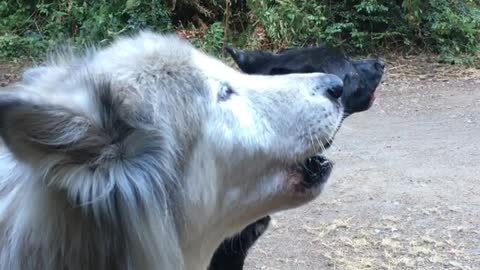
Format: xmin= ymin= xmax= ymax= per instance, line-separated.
xmin=225 ymin=46 xmax=385 ymax=116
xmin=342 ymin=58 xmax=385 ymax=115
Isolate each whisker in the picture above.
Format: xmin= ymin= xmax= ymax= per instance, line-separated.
xmin=314 ymin=134 xmax=334 ymax=171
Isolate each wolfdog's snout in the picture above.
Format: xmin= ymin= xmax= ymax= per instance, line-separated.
xmin=313 ymin=74 xmax=343 ymax=99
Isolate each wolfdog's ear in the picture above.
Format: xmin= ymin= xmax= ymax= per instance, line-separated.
xmin=0 ymin=92 xmax=109 ymax=164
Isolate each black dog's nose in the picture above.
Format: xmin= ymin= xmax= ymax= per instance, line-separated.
xmin=327 ymin=84 xmax=343 ymax=99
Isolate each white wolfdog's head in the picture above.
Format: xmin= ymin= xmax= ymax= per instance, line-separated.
xmin=0 ymin=31 xmax=343 ymax=270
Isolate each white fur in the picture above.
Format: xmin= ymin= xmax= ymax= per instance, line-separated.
xmin=0 ymin=31 xmax=343 ymax=270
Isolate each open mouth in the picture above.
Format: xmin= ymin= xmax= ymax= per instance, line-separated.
xmin=288 ymin=155 xmax=333 ymax=192
xmin=302 ymin=155 xmax=333 ymax=187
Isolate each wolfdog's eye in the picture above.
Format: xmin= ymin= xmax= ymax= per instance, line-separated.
xmin=218 ymin=83 xmax=235 ymax=102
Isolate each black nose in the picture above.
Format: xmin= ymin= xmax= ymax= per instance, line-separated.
xmin=327 ymin=84 xmax=343 ymax=99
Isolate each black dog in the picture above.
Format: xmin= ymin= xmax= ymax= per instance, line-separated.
xmin=208 ymin=216 xmax=271 ymax=270
xmin=208 ymin=45 xmax=385 ymax=270
xmin=225 ymin=45 xmax=385 ymax=115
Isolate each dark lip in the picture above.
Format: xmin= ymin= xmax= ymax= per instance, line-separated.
xmin=286 ymin=108 xmax=340 ymax=187
xmin=300 ymin=155 xmax=333 ymax=188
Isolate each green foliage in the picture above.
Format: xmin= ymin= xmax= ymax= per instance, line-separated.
xmin=423 ymin=0 xmax=480 ymax=64
xmin=0 ymin=0 xmax=173 ymax=58
xmin=0 ymin=0 xmax=479 ymax=63
xmin=248 ymin=0 xmax=479 ymax=62
xmin=248 ymin=0 xmax=328 ymax=47
xmin=248 ymin=0 xmax=410 ymax=52
xmin=191 ymin=22 xmax=225 ymax=55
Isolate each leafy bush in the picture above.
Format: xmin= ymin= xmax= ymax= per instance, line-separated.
xmin=0 ymin=0 xmax=479 ymax=63
xmin=248 ymin=0 xmax=479 ymax=61
xmin=422 ymin=0 xmax=480 ymax=64
xmin=191 ymin=21 xmax=226 ymax=55
xmin=0 ymin=0 xmax=173 ymax=58
xmin=247 ymin=0 xmax=328 ymax=48
xmin=248 ymin=0 xmax=409 ymax=51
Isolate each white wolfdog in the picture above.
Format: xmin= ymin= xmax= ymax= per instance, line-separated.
xmin=0 ymin=31 xmax=343 ymax=270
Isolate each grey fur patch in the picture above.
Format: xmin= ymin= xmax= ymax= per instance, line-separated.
xmin=0 ymin=74 xmax=185 ymax=270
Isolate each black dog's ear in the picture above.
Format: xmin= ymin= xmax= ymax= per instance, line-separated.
xmin=224 ymin=46 xmax=248 ymax=67
xmin=224 ymin=46 xmax=277 ymax=74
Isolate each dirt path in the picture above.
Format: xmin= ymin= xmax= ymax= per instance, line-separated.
xmin=0 ymin=60 xmax=24 ymax=86
xmin=245 ymin=69 xmax=480 ymax=269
